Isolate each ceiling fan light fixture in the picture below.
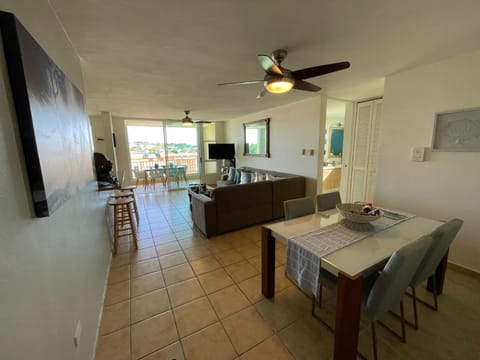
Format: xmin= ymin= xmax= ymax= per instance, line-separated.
xmin=265 ymin=77 xmax=295 ymax=94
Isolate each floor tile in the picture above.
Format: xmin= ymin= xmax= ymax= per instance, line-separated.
xmin=189 ymin=256 xmax=222 ymax=275
xmin=159 ymin=251 xmax=187 ymax=269
xmin=167 ymin=278 xmax=205 ymax=308
xmin=181 ymin=322 xmax=237 ymax=360
xmin=163 ymin=262 xmax=195 ymax=286
xmin=173 ymin=297 xmax=218 ymax=337
xmin=222 ymin=306 xmax=273 ymax=354
xmin=131 ymin=257 xmax=161 ymax=278
xmin=183 ymin=245 xmax=211 ymax=261
xmin=215 ymin=249 xmax=245 ymax=266
xmin=238 ymin=275 xmax=264 ymax=304
xmin=225 ymin=260 xmax=259 ymax=283
xmin=95 ymin=327 xmax=130 ymax=360
xmin=130 ymin=246 xmax=158 ymax=263
xmin=131 ymin=271 xmax=165 ymax=297
xmin=239 ymin=335 xmax=294 ymax=360
xmin=209 ymin=285 xmax=250 ymax=319
xmin=198 ymin=268 xmax=235 ymax=294
xmin=131 ymin=311 xmax=178 ymax=359
xmin=156 ymin=241 xmax=182 ymax=256
xmin=101 ymin=300 xmax=130 ymax=335
xmin=111 ymin=253 xmax=130 ymax=268
xmin=153 ymin=233 xmax=178 ymax=244
xmin=108 ymin=265 xmax=130 ymax=285
xmin=131 ymin=288 xmax=171 ymax=323
xmin=141 ymin=341 xmax=185 ymax=360
xmin=104 ymin=280 xmax=130 ymax=306
xmin=235 ymin=244 xmax=261 ymax=259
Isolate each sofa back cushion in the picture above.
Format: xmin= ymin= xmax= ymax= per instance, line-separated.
xmin=271 ymin=176 xmax=306 ymax=218
xmin=213 ymin=181 xmax=273 ymax=234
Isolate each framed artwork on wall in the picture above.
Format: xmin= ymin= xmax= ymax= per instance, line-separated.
xmin=0 ymin=11 xmax=93 ymax=217
xmin=432 ymin=108 xmax=480 ymax=152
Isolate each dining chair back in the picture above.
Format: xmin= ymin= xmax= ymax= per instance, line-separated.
xmin=316 ymin=191 xmax=341 ymax=211
xmin=363 ymin=234 xmax=432 ymax=321
xmin=361 ymin=235 xmax=432 ymax=360
xmin=284 ymin=196 xmax=315 ymax=220
xmin=406 ymin=218 xmax=463 ymax=329
xmin=410 ymin=218 xmax=463 ymax=289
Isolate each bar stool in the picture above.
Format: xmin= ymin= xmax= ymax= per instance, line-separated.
xmin=108 ymin=197 xmax=138 ymax=255
xmin=111 ymin=189 xmax=139 ymax=224
xmin=118 ymin=185 xmax=140 ymax=223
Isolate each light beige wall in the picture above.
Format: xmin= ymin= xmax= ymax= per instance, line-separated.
xmin=375 ymin=50 xmax=480 ymax=272
xmin=0 ymin=2 xmax=111 ymax=359
xmin=225 ymin=96 xmax=324 ymax=197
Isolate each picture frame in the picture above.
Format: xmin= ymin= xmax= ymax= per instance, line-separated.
xmin=431 ymin=107 xmax=480 ymax=152
xmin=0 ymin=11 xmax=93 ymax=217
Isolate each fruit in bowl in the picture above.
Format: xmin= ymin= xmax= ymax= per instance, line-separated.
xmin=336 ymin=203 xmax=383 ymax=224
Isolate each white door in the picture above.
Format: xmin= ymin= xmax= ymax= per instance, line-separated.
xmin=349 ymin=99 xmax=383 ymax=202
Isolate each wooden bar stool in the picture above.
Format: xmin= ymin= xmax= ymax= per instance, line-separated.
xmin=111 ymin=189 xmax=140 ymax=224
xmin=108 ymin=197 xmax=138 ymax=255
xmin=118 ymin=185 xmax=140 ymax=223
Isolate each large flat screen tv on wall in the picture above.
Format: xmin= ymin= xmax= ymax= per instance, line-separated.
xmin=208 ymin=143 xmax=235 ymax=159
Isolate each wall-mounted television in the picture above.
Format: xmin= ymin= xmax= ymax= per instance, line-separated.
xmin=208 ymin=143 xmax=235 ymax=159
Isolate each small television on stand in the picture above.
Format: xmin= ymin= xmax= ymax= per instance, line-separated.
xmin=208 ymin=143 xmax=235 ymax=168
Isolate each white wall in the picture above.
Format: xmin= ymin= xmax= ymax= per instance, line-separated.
xmin=0 ymin=2 xmax=111 ymax=359
xmin=225 ymin=96 xmax=325 ymax=197
xmin=375 ymin=50 xmax=480 ymax=272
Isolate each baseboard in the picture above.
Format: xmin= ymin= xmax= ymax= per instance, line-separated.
xmin=91 ymin=251 xmax=112 ymax=360
xmin=447 ymin=261 xmax=480 ymax=279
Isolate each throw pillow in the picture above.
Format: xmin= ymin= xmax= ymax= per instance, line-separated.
xmin=251 ymin=172 xmax=258 ymax=183
xmin=240 ymin=171 xmax=252 ymax=184
xmin=227 ymin=167 xmax=236 ymax=181
xmin=235 ymin=169 xmax=242 ymax=184
xmin=258 ymin=173 xmax=267 ymax=181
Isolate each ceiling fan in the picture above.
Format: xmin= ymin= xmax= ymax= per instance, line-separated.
xmin=217 ymin=49 xmax=350 ymax=99
xmin=181 ymin=110 xmax=212 ymax=125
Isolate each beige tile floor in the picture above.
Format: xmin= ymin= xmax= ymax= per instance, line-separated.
xmin=96 ymin=188 xmax=480 ymax=360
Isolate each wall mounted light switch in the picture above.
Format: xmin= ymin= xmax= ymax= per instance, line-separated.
xmin=301 ymin=149 xmax=306 ymax=155
xmin=309 ymin=149 xmax=315 ymax=156
xmin=410 ymin=147 xmax=425 ymax=162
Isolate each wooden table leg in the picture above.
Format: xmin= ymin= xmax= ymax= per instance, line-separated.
xmin=261 ymin=226 xmax=275 ymax=298
xmin=427 ymin=249 xmax=449 ymax=295
xmin=334 ymin=272 xmax=363 ymax=360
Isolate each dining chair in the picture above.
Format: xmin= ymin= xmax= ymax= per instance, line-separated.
xmin=283 ymin=196 xmax=315 ymax=220
xmin=313 ymin=235 xmax=432 ymax=360
xmin=407 ymin=218 xmax=463 ymax=329
xmin=316 ymin=191 xmax=341 ymax=211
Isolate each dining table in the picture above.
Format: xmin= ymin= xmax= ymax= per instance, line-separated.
xmin=261 ymin=210 xmax=446 ymax=360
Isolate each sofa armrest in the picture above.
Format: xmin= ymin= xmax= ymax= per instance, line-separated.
xmin=190 ymin=193 xmax=217 ymax=237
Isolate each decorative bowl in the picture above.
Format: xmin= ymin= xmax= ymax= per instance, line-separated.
xmin=336 ymin=203 xmax=383 ymax=224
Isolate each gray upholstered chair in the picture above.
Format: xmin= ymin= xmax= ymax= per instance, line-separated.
xmin=362 ymin=235 xmax=432 ymax=354
xmin=313 ymin=235 xmax=432 ymax=360
xmin=408 ymin=218 xmax=463 ymax=329
xmin=316 ymin=191 xmax=341 ymax=212
xmin=283 ymin=196 xmax=315 ymax=220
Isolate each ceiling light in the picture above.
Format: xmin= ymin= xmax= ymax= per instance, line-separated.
xmin=265 ymin=77 xmax=295 ymax=94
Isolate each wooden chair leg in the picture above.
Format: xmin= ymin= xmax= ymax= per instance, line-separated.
xmin=127 ymin=202 xmax=138 ymax=250
xmin=112 ymin=204 xmax=119 ymax=255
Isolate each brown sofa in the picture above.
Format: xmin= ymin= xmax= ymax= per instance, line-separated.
xmin=190 ymin=168 xmax=305 ymax=237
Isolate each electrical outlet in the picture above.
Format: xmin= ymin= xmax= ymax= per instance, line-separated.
xmin=74 ymin=320 xmax=82 ymax=347
xmin=301 ymin=149 xmax=306 ymax=155
xmin=309 ymin=149 xmax=315 ymax=156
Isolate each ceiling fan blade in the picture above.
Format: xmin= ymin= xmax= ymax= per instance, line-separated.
xmin=293 ymin=80 xmax=321 ymax=92
xmin=194 ymin=120 xmax=212 ymax=124
xmin=292 ymin=61 xmax=350 ymax=80
xmin=256 ymin=89 xmax=267 ymax=99
xmin=257 ymin=55 xmax=282 ymax=75
xmin=217 ymin=80 xmax=263 ymax=86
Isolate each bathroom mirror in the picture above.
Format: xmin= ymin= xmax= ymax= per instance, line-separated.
xmin=244 ymin=118 xmax=270 ymax=157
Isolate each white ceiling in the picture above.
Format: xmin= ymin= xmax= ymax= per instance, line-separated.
xmin=49 ymin=0 xmax=480 ymax=121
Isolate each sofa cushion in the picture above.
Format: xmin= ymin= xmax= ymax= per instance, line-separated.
xmin=240 ymin=171 xmax=252 ymax=184
xmin=227 ymin=167 xmax=236 ymax=181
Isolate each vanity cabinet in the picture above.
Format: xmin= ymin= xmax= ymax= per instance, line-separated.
xmin=323 ymin=167 xmax=341 ymax=190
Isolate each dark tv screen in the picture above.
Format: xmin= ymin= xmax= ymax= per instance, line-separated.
xmin=208 ymin=143 xmax=235 ymax=159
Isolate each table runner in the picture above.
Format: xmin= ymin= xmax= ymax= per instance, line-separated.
xmin=285 ymin=209 xmax=414 ymax=296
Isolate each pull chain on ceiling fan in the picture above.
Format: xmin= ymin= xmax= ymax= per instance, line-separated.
xmin=217 ymin=49 xmax=350 ymax=99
